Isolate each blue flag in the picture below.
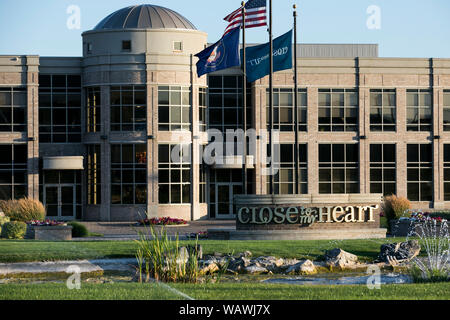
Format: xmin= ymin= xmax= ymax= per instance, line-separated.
xmin=243 ymin=30 xmax=293 ymax=83
xmin=195 ymin=28 xmax=241 ymax=77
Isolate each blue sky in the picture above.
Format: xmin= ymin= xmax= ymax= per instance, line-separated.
xmin=0 ymin=0 xmax=449 ymax=58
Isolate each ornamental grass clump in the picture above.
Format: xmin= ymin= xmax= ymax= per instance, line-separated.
xmin=135 ymin=225 xmax=200 ymax=283
xmin=0 ymin=198 xmax=46 ymax=222
xmin=382 ymin=195 xmax=412 ymax=221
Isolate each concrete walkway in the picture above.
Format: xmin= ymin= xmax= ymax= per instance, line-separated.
xmin=76 ymin=220 xmax=235 ymax=241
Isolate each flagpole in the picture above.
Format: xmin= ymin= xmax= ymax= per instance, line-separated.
xmin=293 ymin=4 xmax=299 ymax=194
xmin=268 ymin=0 xmax=274 ymax=195
xmin=241 ymin=2 xmax=248 ymax=195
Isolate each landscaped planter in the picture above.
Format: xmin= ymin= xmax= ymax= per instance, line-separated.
xmin=26 ymin=225 xmax=73 ymax=241
xmin=389 ymin=219 xmax=445 ymax=237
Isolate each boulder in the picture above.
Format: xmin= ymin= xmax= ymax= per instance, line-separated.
xmin=199 ymin=260 xmax=219 ymax=274
xmin=285 ymin=260 xmax=317 ymax=275
xmin=242 ymin=251 xmax=252 ymax=258
xmin=244 ymin=264 xmax=269 ymax=274
xmin=378 ymin=240 xmax=421 ymax=263
xmin=324 ymin=248 xmax=358 ymax=268
xmin=177 ymin=247 xmax=189 ymax=264
xmin=186 ymin=244 xmax=203 ymax=259
xmin=253 ymin=256 xmax=284 ymax=272
xmin=227 ymin=256 xmax=251 ymax=273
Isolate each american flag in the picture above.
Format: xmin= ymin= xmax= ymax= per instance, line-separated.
xmin=223 ymin=0 xmax=267 ymax=35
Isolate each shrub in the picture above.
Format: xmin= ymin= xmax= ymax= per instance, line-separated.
xmin=0 ymin=198 xmax=46 ymax=222
xmin=0 ymin=216 xmax=10 ymax=235
xmin=382 ymin=195 xmax=411 ymax=221
xmin=67 ymin=221 xmax=89 ymax=238
xmin=1 ymin=221 xmax=27 ymax=239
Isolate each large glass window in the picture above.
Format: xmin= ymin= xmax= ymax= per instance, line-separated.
xmin=318 ymin=89 xmax=358 ymax=132
xmin=86 ymin=87 xmax=101 ymax=133
xmin=319 ymin=144 xmax=359 ymax=194
xmin=266 ymin=88 xmax=307 ymax=132
xmin=0 ymin=87 xmax=26 ymax=132
xmin=208 ymin=75 xmax=251 ymax=131
xmin=111 ymin=144 xmax=147 ymax=205
xmin=407 ymin=144 xmax=432 ymax=201
xmin=370 ymin=89 xmax=396 ymax=132
xmin=407 ymin=89 xmax=432 ymax=131
xmin=0 ymin=144 xmax=27 ymax=200
xmin=444 ymin=145 xmax=450 ymax=201
xmin=444 ymin=90 xmax=450 ymax=131
xmin=158 ymin=86 xmax=190 ymax=131
xmin=370 ymin=144 xmax=396 ymax=196
xmin=87 ymin=145 xmax=101 ymax=205
xmin=39 ymin=75 xmax=82 ymax=143
xmin=111 ymin=85 xmax=146 ymax=131
xmin=158 ymin=144 xmax=191 ymax=204
xmin=199 ymin=87 xmax=207 ymax=132
xmin=267 ymin=144 xmax=307 ymax=194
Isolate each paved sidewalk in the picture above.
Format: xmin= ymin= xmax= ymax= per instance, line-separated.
xmin=77 ymin=220 xmax=235 ymax=241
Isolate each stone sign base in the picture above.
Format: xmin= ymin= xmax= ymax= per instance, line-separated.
xmin=26 ymin=226 xmax=73 ymax=241
xmin=208 ymin=228 xmax=387 ymax=240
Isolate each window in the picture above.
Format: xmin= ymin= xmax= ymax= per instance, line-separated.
xmin=158 ymin=86 xmax=191 ymax=131
xmin=370 ymin=89 xmax=396 ymax=132
xmin=208 ymin=75 xmax=251 ymax=131
xmin=87 ymin=43 xmax=92 ymax=54
xmin=319 ymin=144 xmax=359 ymax=194
xmin=173 ymin=41 xmax=183 ymax=52
xmin=407 ymin=144 xmax=432 ymax=201
xmin=267 ymin=144 xmax=307 ymax=194
xmin=319 ymin=89 xmax=358 ymax=132
xmin=0 ymin=144 xmax=27 ymax=200
xmin=407 ymin=89 xmax=432 ymax=131
xmin=86 ymin=87 xmax=101 ymax=133
xmin=87 ymin=145 xmax=101 ymax=205
xmin=444 ymin=145 xmax=450 ymax=201
xmin=158 ymin=144 xmax=191 ymax=204
xmin=111 ymin=85 xmax=146 ymax=131
xmin=370 ymin=144 xmax=396 ymax=196
xmin=200 ymin=164 xmax=207 ymax=203
xmin=39 ymin=74 xmax=82 ymax=143
xmin=266 ymin=88 xmax=307 ymax=132
xmin=122 ymin=40 xmax=131 ymax=51
xmin=444 ymin=90 xmax=450 ymax=131
xmin=199 ymin=87 xmax=207 ymax=132
xmin=0 ymin=87 xmax=26 ymax=132
xmin=111 ymin=144 xmax=147 ymax=205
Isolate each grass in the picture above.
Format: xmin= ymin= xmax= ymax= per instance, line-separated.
xmin=0 ymin=238 xmax=411 ymax=263
xmin=0 ymin=282 xmax=449 ymax=300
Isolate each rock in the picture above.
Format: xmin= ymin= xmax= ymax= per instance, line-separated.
xmin=324 ymin=248 xmax=358 ymax=268
xmin=244 ymin=264 xmax=269 ymax=274
xmin=378 ymin=240 xmax=421 ymax=263
xmin=199 ymin=261 xmax=219 ymax=274
xmin=253 ymin=256 xmax=284 ymax=272
xmin=227 ymin=256 xmax=251 ymax=273
xmin=186 ymin=244 xmax=203 ymax=259
xmin=0 ymin=210 xmax=4 ymax=217
xmin=177 ymin=247 xmax=189 ymax=264
xmin=242 ymin=251 xmax=252 ymax=258
xmin=213 ymin=252 xmax=223 ymax=257
xmin=285 ymin=260 xmax=317 ymax=275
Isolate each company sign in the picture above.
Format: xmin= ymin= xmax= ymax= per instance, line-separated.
xmin=237 ymin=205 xmax=379 ymax=226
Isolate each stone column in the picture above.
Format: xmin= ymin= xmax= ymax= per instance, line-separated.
xmin=26 ymin=56 xmax=40 ymax=200
xmin=359 ymin=87 xmax=369 ymax=194
xmin=433 ymin=80 xmax=444 ymax=208
xmin=307 ymin=87 xmax=318 ymax=195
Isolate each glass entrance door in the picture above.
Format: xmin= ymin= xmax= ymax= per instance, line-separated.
xmin=215 ymin=183 xmax=242 ymax=219
xmin=44 ymin=185 xmax=76 ymax=220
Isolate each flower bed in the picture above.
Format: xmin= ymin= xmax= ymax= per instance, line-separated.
xmin=389 ymin=211 xmax=447 ymax=237
xmin=26 ymin=220 xmax=72 ymax=240
xmin=137 ymin=217 xmax=188 ymax=226
xmin=186 ymin=231 xmax=208 ymax=239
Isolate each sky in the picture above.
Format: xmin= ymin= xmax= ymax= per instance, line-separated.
xmin=0 ymin=0 xmax=449 ymax=58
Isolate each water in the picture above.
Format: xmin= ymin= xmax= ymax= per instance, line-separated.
xmin=263 ymin=273 xmax=412 ymax=286
xmin=407 ymin=219 xmax=450 ymax=280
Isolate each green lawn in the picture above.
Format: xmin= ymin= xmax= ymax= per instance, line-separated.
xmin=0 ymin=238 xmax=409 ymax=263
xmin=0 ymin=282 xmax=448 ymax=300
